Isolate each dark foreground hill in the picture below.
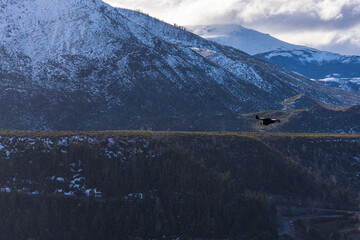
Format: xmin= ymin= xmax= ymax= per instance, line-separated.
xmin=0 ymin=131 xmax=358 ymax=239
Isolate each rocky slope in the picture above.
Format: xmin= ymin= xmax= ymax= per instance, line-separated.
xmin=1 ymin=0 xmax=360 ymax=131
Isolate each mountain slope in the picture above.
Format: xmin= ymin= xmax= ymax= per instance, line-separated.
xmin=1 ymin=0 xmax=360 ymax=131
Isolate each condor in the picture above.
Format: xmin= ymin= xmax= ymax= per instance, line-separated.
xmin=255 ymin=115 xmax=281 ymax=126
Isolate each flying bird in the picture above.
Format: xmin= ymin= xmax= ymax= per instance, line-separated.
xmin=255 ymin=115 xmax=281 ymax=126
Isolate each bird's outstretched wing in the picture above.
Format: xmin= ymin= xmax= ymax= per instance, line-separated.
xmin=255 ymin=115 xmax=281 ymax=125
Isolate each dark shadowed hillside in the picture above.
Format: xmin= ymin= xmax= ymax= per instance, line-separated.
xmin=262 ymin=133 xmax=360 ymax=192
xmin=270 ymin=105 xmax=360 ymax=133
xmin=0 ymin=131 xmax=358 ymax=239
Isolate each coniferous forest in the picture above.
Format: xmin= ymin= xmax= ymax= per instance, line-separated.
xmin=0 ymin=131 xmax=357 ymax=240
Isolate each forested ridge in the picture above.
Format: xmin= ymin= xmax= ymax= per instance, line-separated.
xmin=0 ymin=131 xmax=358 ymax=240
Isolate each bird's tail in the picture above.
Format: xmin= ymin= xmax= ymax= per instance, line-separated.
xmin=255 ymin=115 xmax=260 ymax=119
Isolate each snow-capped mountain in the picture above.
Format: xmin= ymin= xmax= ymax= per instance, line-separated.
xmin=0 ymin=0 xmax=360 ymax=131
xmin=187 ymin=24 xmax=302 ymax=55
xmin=189 ymin=24 xmax=360 ymax=92
xmin=255 ymin=48 xmax=360 ymax=91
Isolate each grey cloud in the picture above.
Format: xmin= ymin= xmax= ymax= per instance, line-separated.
xmin=220 ymin=3 xmax=360 ymax=33
xmin=104 ymin=0 xmax=360 ymax=30
xmin=104 ymin=0 xmax=360 ymax=55
xmin=321 ymin=39 xmax=360 ymax=55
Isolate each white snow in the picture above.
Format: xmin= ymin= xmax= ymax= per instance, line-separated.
xmin=56 ymin=177 xmax=65 ymax=182
xmin=85 ymin=188 xmax=102 ymax=197
xmin=0 ymin=0 xmax=135 ymax=61
xmin=107 ymin=137 xmax=115 ymax=145
xmin=57 ymin=138 xmax=69 ymax=146
xmin=295 ymin=50 xmax=341 ymax=63
xmin=265 ymin=52 xmax=293 ymax=58
xmin=262 ymin=47 xmax=359 ymax=66
xmin=43 ymin=138 xmax=53 ymax=149
xmin=315 ymin=77 xmax=360 ymax=90
xmin=187 ymin=24 xmax=304 ymax=55
xmin=0 ymin=187 xmax=11 ymax=193
xmin=64 ymin=191 xmax=75 ymax=196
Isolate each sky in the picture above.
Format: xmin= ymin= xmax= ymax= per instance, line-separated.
xmin=104 ymin=0 xmax=360 ymax=55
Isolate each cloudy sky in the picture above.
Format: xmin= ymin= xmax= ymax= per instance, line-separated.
xmin=104 ymin=0 xmax=360 ymax=55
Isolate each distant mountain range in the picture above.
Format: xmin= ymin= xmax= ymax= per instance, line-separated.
xmin=189 ymin=24 xmax=360 ymax=92
xmin=256 ymin=48 xmax=360 ymax=91
xmin=0 ymin=0 xmax=359 ymax=131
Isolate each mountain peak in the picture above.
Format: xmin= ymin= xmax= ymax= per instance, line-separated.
xmin=0 ymin=0 xmax=143 ymax=61
xmin=187 ymin=24 xmax=301 ymax=55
